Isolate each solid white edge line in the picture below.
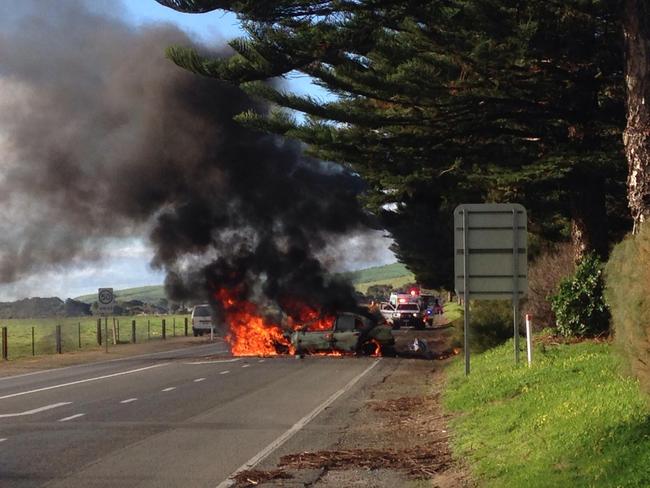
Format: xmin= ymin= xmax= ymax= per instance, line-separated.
xmin=0 ymin=364 xmax=169 ymax=400
xmin=120 ymin=398 xmax=138 ymax=404
xmin=58 ymin=413 xmax=85 ymax=422
xmin=0 ymin=342 xmax=228 ymax=382
xmin=215 ymin=359 xmax=381 ymax=488
xmin=0 ymin=402 xmax=72 ymax=418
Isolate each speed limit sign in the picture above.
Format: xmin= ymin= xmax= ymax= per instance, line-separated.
xmin=98 ymin=288 xmax=115 ymax=315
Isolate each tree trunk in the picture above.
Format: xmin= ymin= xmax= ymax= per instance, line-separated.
xmin=570 ymin=176 xmax=608 ymax=262
xmin=623 ymin=0 xmax=650 ymax=233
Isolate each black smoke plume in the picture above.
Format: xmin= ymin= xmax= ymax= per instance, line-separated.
xmin=0 ymin=1 xmax=371 ymax=316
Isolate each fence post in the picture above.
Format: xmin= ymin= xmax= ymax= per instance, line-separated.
xmin=162 ymin=319 xmax=166 ymax=340
xmin=131 ymin=320 xmax=136 ymax=343
xmin=2 ymin=326 xmax=7 ymax=360
xmin=173 ymin=317 xmax=176 ymax=337
xmin=55 ymin=325 xmax=62 ymax=354
xmin=116 ymin=319 xmax=120 ymax=342
xmin=78 ymin=322 xmax=81 ymax=349
xmin=147 ymin=319 xmax=150 ymax=340
xmin=32 ymin=326 xmax=35 ymax=356
xmin=184 ymin=317 xmax=188 ymax=337
xmin=97 ymin=318 xmax=102 ymax=346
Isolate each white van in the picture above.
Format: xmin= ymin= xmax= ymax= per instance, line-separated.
xmin=191 ymin=304 xmax=215 ymax=336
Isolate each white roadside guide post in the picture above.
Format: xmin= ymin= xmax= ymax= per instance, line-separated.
xmin=97 ymin=288 xmax=115 ymax=353
xmin=454 ymin=204 xmax=528 ymax=375
xmin=525 ymin=314 xmax=533 ymax=366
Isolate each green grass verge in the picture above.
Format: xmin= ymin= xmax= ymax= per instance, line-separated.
xmin=443 ymin=340 xmax=650 ymax=487
xmin=0 ymin=315 xmax=190 ymax=360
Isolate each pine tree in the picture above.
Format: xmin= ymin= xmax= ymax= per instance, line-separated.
xmin=157 ymin=0 xmax=628 ymax=284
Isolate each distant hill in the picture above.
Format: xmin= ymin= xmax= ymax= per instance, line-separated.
xmin=72 ymin=263 xmax=415 ymax=305
xmin=346 ymin=262 xmax=412 ymax=284
xmin=0 ymin=297 xmax=91 ymax=319
xmin=74 ymin=285 xmax=166 ymax=304
xmin=346 ymin=263 xmax=415 ymax=294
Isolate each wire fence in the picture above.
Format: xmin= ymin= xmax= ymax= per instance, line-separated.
xmin=0 ymin=315 xmax=191 ymax=360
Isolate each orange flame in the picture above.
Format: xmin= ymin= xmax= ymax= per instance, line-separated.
xmin=216 ymin=288 xmax=341 ymax=357
xmin=217 ymin=289 xmax=292 ymax=356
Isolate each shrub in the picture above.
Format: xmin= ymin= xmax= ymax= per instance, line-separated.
xmin=526 ymin=242 xmax=575 ymax=330
xmin=550 ymin=253 xmax=610 ymax=337
xmin=605 ymin=224 xmax=650 ymax=391
xmin=451 ymin=300 xmax=513 ymax=353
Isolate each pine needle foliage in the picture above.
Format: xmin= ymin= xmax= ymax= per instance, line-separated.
xmin=157 ymin=0 xmax=628 ymax=286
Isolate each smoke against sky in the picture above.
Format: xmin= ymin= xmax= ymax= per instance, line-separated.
xmin=0 ymin=0 xmax=394 ymax=301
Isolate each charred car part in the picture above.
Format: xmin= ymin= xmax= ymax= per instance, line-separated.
xmin=291 ymin=312 xmax=395 ymax=357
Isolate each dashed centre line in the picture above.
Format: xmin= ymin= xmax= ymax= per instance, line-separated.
xmin=242 ymin=364 xmax=250 ymax=368
xmin=59 ymin=413 xmax=85 ymax=422
xmin=120 ymin=398 xmax=138 ymax=404
xmin=258 ymin=359 xmax=265 ymax=363
xmin=194 ymin=378 xmax=206 ymax=383
xmin=220 ymin=370 xmax=230 ymax=375
xmin=0 ymin=438 xmax=7 ymax=443
xmin=162 ymin=387 xmax=176 ymax=392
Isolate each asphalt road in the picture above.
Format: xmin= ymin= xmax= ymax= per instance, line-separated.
xmin=0 ymin=341 xmax=386 ymax=488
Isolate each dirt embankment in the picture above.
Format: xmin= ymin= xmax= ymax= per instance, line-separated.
xmin=235 ymin=328 xmax=474 ymax=488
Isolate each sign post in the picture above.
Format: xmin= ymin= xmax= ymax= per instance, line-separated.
xmin=454 ymin=204 xmax=528 ymax=374
xmin=98 ymin=288 xmax=115 ymax=353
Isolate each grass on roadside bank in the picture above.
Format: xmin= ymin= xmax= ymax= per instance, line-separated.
xmin=443 ymin=340 xmax=650 ymax=487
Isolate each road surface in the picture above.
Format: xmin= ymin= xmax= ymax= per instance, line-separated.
xmin=0 ymin=340 xmax=387 ymax=487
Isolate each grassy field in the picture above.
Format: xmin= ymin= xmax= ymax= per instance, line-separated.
xmin=75 ymin=285 xmax=167 ymax=304
xmin=443 ymin=340 xmax=650 ymax=487
xmin=0 ymin=314 xmax=190 ymax=360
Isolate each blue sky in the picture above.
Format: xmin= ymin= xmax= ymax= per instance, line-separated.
xmin=0 ymin=1 xmax=393 ymax=301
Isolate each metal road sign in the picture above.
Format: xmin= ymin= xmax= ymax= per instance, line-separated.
xmin=454 ymin=204 xmax=528 ymax=299
xmin=97 ymin=288 xmax=115 ymax=316
xmin=453 ymin=203 xmax=528 ymax=375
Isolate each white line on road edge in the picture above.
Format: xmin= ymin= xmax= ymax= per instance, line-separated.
xmin=185 ymin=358 xmax=241 ymax=365
xmin=0 ymin=364 xmax=169 ymax=400
xmin=161 ymin=387 xmax=176 ymax=392
xmin=120 ymin=398 xmax=138 ymax=404
xmin=193 ymin=378 xmax=206 ymax=382
xmin=215 ymin=359 xmax=381 ymax=488
xmin=59 ymin=413 xmax=85 ymax=422
xmin=219 ymin=370 xmax=230 ymax=375
xmin=0 ymin=402 xmax=72 ymax=418
xmin=0 ymin=342 xmax=226 ymax=382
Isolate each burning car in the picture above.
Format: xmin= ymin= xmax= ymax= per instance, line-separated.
xmin=291 ymin=312 xmax=395 ymax=357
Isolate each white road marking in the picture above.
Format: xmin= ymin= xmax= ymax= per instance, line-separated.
xmin=185 ymin=358 xmax=241 ymax=365
xmin=242 ymin=364 xmax=250 ymax=368
xmin=59 ymin=413 xmax=85 ymax=422
xmin=193 ymin=378 xmax=206 ymax=383
xmin=0 ymin=438 xmax=6 ymax=442
xmin=258 ymin=359 xmax=265 ymax=363
xmin=120 ymin=398 xmax=138 ymax=404
xmin=0 ymin=364 xmax=169 ymax=400
xmin=161 ymin=387 xmax=176 ymax=392
xmin=219 ymin=370 xmax=230 ymax=375
xmin=0 ymin=402 xmax=72 ymax=418
xmin=0 ymin=343 xmax=227 ymax=382
xmin=215 ymin=359 xmax=382 ymax=488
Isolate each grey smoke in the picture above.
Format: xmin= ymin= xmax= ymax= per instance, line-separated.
xmin=0 ymin=0 xmax=377 ymax=313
